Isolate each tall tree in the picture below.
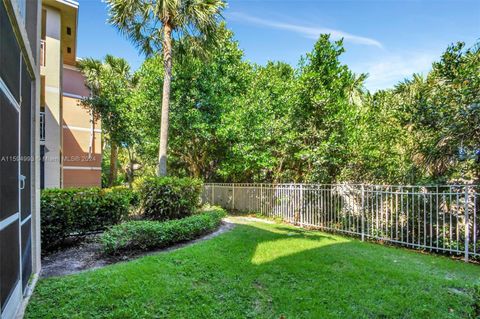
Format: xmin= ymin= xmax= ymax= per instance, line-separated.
xmin=106 ymin=0 xmax=226 ymax=176
xmin=131 ymin=26 xmax=250 ymax=180
xmin=219 ymin=61 xmax=296 ymax=182
xmin=291 ymin=35 xmax=367 ymax=182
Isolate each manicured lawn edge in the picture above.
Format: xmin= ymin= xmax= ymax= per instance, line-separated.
xmin=101 ymin=207 xmax=226 ymax=255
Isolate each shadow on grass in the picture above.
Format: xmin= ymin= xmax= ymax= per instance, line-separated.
xmin=272 ymin=225 xmax=337 ymax=239
xmin=25 ymin=220 xmax=480 ymax=319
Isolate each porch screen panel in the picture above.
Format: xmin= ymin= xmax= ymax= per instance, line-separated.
xmin=0 ymin=2 xmax=21 ymax=102
xmin=0 ymin=73 xmax=20 ymax=314
xmin=0 ymin=91 xmax=19 ymax=220
xmin=0 ymin=221 xmax=20 ymax=312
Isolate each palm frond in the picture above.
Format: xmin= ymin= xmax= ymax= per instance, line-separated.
xmin=106 ymin=0 xmax=226 ymax=57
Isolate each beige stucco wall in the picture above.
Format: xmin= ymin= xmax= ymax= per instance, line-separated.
xmin=41 ymin=6 xmax=62 ymax=189
xmin=62 ymin=69 xmax=102 ymax=188
xmin=32 ymin=0 xmax=42 ymax=277
xmin=41 ymin=3 xmax=101 ymax=189
xmin=62 ymin=95 xmax=89 ymax=126
xmin=63 ymin=170 xmax=101 ymax=188
xmin=63 ymin=67 xmax=89 ymax=96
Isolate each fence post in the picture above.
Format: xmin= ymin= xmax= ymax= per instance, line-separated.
xmin=300 ymin=184 xmax=304 ymax=226
xmin=361 ymin=184 xmax=365 ymax=242
xmin=232 ymin=183 xmax=235 ymax=211
xmin=465 ymin=185 xmax=469 ymax=262
xmin=212 ymin=184 xmax=215 ymax=206
xmin=260 ymin=184 xmax=263 ymax=215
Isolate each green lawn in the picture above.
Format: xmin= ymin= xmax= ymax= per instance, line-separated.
xmin=26 ymin=218 xmax=480 ymax=319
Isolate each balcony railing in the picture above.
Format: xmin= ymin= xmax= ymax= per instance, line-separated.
xmin=40 ymin=40 xmax=46 ymax=66
xmin=40 ymin=111 xmax=45 ymax=141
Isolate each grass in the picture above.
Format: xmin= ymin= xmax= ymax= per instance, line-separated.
xmin=26 ymin=218 xmax=480 ymax=319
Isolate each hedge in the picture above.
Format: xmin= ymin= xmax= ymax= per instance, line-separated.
xmin=138 ymin=176 xmax=202 ymax=221
xmin=41 ymin=187 xmax=137 ymax=252
xmin=101 ymin=207 xmax=226 ymax=255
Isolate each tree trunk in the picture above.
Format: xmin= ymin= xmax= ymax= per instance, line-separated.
xmin=126 ymin=147 xmax=134 ymax=188
xmin=157 ymin=22 xmax=173 ymax=177
xmin=109 ymin=141 xmax=118 ymax=186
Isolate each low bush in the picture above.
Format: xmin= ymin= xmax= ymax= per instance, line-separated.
xmin=138 ymin=176 xmax=202 ymax=221
xmin=41 ymin=187 xmax=137 ymax=252
xmin=474 ymin=284 xmax=480 ymax=318
xmin=108 ymin=186 xmax=140 ymax=209
xmin=101 ymin=207 xmax=226 ymax=255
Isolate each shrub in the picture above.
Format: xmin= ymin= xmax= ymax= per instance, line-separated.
xmin=101 ymin=207 xmax=226 ymax=255
xmin=474 ymin=284 xmax=480 ymax=318
xmin=108 ymin=186 xmax=140 ymax=209
xmin=138 ymin=176 xmax=202 ymax=221
xmin=41 ymin=187 xmax=137 ymax=252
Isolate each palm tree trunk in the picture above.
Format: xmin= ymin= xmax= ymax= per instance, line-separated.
xmin=109 ymin=141 xmax=118 ymax=186
xmin=157 ymin=22 xmax=173 ymax=177
xmin=126 ymin=147 xmax=134 ymax=188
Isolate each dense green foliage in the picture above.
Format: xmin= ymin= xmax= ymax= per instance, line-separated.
xmin=126 ymin=30 xmax=479 ymax=184
xmin=100 ymin=207 xmax=225 ymax=255
xmin=106 ymin=0 xmax=226 ymax=177
xmin=41 ymin=187 xmax=137 ymax=252
xmin=344 ymin=42 xmax=480 ymax=184
xmin=130 ymin=26 xmax=250 ymax=179
xmin=138 ymin=176 xmax=202 ymax=221
xmin=27 ymin=219 xmax=480 ymax=318
xmin=88 ymin=25 xmax=479 ymax=185
xmin=78 ymin=56 xmax=135 ymax=151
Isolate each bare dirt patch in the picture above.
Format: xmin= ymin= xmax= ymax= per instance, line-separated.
xmin=41 ymin=220 xmax=236 ymax=278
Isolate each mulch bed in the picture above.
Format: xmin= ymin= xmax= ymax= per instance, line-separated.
xmin=41 ymin=220 xmax=236 ymax=278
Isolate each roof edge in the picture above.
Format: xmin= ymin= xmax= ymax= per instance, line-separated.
xmin=56 ymin=0 xmax=79 ymax=9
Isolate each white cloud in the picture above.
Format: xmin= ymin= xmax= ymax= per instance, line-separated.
xmin=357 ymin=52 xmax=436 ymax=91
xmin=227 ymin=12 xmax=437 ymax=92
xmin=228 ymin=12 xmax=383 ymax=48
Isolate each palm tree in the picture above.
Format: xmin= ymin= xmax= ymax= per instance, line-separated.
xmin=346 ymin=72 xmax=368 ymax=106
xmin=106 ymin=0 xmax=226 ymax=176
xmin=79 ymin=55 xmax=133 ymax=186
xmin=78 ymin=58 xmax=102 ymax=96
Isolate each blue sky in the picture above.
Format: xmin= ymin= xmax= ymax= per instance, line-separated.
xmin=77 ymin=0 xmax=480 ymax=91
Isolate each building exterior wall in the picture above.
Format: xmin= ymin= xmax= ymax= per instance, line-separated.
xmin=40 ymin=0 xmax=101 ymax=189
xmin=41 ymin=5 xmax=62 ymax=189
xmin=62 ymin=67 xmax=102 ymax=188
xmin=0 ymin=0 xmax=41 ymax=318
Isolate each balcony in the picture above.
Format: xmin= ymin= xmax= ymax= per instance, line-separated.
xmin=40 ymin=111 xmax=45 ymax=141
xmin=40 ymin=40 xmax=46 ymax=66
